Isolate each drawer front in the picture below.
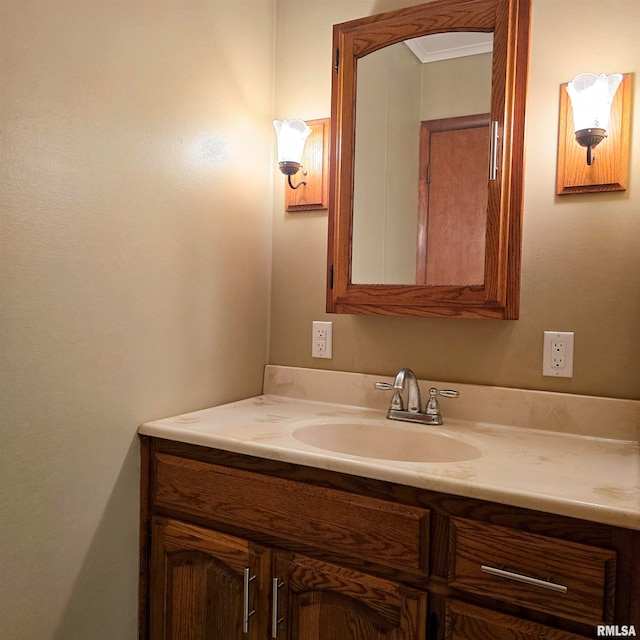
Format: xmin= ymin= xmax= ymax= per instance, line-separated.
xmin=446 ymin=599 xmax=591 ymax=640
xmin=153 ymin=453 xmax=430 ymax=574
xmin=448 ymin=518 xmax=616 ymax=625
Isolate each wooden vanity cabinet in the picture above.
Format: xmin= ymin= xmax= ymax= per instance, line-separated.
xmin=141 ymin=439 xmax=430 ymax=640
xmin=139 ymin=438 xmax=640 ymax=640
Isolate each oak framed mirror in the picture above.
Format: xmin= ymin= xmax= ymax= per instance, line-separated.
xmin=326 ymin=0 xmax=531 ymax=319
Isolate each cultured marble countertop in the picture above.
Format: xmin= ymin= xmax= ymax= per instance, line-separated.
xmin=139 ymin=394 xmax=640 ymax=531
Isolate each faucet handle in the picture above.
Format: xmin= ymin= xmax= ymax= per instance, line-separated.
xmin=374 ymin=381 xmax=404 ymax=410
xmin=425 ymin=387 xmax=459 ymax=417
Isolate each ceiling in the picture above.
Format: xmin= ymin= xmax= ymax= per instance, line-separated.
xmin=405 ymin=32 xmax=493 ymax=63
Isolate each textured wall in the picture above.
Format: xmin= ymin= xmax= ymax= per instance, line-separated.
xmin=0 ymin=1 xmax=275 ymax=638
xmin=270 ymin=0 xmax=640 ymax=400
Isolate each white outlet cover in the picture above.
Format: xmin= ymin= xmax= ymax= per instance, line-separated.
xmin=543 ymin=331 xmax=574 ymax=377
xmin=312 ymin=321 xmax=333 ymax=359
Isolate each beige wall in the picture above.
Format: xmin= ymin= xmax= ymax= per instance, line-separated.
xmin=1 ymin=1 xmax=275 ymax=638
xmin=420 ymin=52 xmax=492 ymax=120
xmin=270 ymin=0 xmax=640 ymax=401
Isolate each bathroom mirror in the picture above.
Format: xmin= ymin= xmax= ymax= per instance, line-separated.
xmin=326 ymin=0 xmax=531 ymax=318
xmin=352 ymin=33 xmax=493 ymax=286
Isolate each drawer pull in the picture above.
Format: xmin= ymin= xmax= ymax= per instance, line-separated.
xmin=480 ymin=564 xmax=568 ymax=594
xmin=243 ymin=568 xmax=257 ymax=634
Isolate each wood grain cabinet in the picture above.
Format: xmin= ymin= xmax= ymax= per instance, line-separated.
xmin=150 ymin=517 xmax=270 ymax=640
xmin=326 ymin=0 xmax=532 ymax=319
xmin=448 ymin=518 xmax=617 ymax=626
xmin=139 ymin=438 xmax=639 ymax=640
xmin=274 ymin=551 xmax=427 ymax=639
xmin=445 ymin=600 xmax=591 ymax=640
xmin=148 ymin=516 xmax=425 ymax=640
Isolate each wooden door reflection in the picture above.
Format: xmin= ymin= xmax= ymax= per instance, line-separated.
xmin=417 ymin=114 xmax=490 ymax=285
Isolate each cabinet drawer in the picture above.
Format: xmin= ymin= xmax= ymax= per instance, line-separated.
xmin=446 ymin=599 xmax=591 ymax=640
xmin=153 ymin=453 xmax=430 ymax=574
xmin=448 ymin=518 xmax=616 ymax=625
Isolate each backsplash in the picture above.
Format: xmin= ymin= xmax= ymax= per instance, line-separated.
xmin=264 ymin=365 xmax=640 ymax=441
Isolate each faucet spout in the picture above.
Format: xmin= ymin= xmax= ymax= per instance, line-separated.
xmin=376 ymin=368 xmax=459 ymax=426
xmin=375 ymin=369 xmax=458 ymax=426
xmin=393 ymin=368 xmax=421 ymax=413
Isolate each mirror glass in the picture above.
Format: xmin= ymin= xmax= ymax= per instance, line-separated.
xmin=351 ymin=32 xmax=494 ymax=286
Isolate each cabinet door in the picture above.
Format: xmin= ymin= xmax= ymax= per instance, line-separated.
xmin=150 ymin=517 xmax=270 ymax=640
xmin=273 ymin=551 xmax=427 ymax=640
xmin=446 ymin=600 xmax=591 ymax=640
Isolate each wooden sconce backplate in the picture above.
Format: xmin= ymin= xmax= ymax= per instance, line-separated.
xmin=285 ymin=118 xmax=330 ymax=211
xmin=556 ymin=73 xmax=632 ymax=195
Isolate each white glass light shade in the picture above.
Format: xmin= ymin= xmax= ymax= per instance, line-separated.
xmin=273 ymin=119 xmax=311 ymax=164
xmin=566 ymin=73 xmax=623 ymax=132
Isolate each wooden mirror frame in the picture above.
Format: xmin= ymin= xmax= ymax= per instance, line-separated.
xmin=326 ymin=0 xmax=531 ymax=319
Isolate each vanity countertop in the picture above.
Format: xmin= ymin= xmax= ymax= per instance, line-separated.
xmin=139 ymin=394 xmax=640 ymax=531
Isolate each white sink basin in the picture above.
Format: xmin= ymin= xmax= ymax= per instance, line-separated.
xmin=292 ymin=421 xmax=481 ymax=463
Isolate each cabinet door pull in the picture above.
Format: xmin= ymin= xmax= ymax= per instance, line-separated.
xmin=271 ymin=578 xmax=284 ymax=638
xmin=489 ymin=120 xmax=499 ymax=181
xmin=243 ymin=567 xmax=257 ymax=634
xmin=480 ymin=564 xmax=568 ymax=593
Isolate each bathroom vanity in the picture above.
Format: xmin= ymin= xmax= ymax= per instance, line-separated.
xmin=137 ymin=367 xmax=640 ymax=639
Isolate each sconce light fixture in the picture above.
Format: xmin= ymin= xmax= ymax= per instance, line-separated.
xmin=273 ymin=119 xmax=312 ymax=190
xmin=566 ymin=73 xmax=622 ymax=166
xmin=273 ymin=117 xmax=330 ymax=212
xmin=557 ymin=72 xmax=631 ymax=195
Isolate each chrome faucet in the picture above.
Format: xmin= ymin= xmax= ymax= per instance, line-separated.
xmin=375 ymin=367 xmax=458 ymax=426
xmin=393 ymin=367 xmax=422 ymax=413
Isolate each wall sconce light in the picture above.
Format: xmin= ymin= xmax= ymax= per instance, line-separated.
xmin=273 ymin=119 xmax=312 ymax=190
xmin=566 ymin=73 xmax=622 ymax=166
xmin=557 ymin=72 xmax=632 ymax=195
xmin=273 ymin=117 xmax=330 ymax=211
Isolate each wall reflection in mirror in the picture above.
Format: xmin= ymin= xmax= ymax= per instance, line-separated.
xmin=351 ymin=32 xmax=494 ymax=286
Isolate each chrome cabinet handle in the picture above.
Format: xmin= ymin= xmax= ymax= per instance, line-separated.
xmin=243 ymin=568 xmax=257 ymax=634
xmin=481 ymin=564 xmax=568 ymax=593
xmin=489 ymin=120 xmax=499 ymax=181
xmin=271 ymin=578 xmax=284 ymax=638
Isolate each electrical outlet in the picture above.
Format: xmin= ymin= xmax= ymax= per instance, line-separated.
xmin=551 ymin=341 xmax=565 ymax=368
xmin=543 ymin=331 xmax=574 ymax=377
xmin=314 ymin=325 xmax=327 ymax=341
xmin=312 ymin=321 xmax=333 ymax=358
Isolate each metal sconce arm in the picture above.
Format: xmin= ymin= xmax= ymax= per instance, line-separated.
xmin=288 ymin=171 xmax=307 ymax=190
